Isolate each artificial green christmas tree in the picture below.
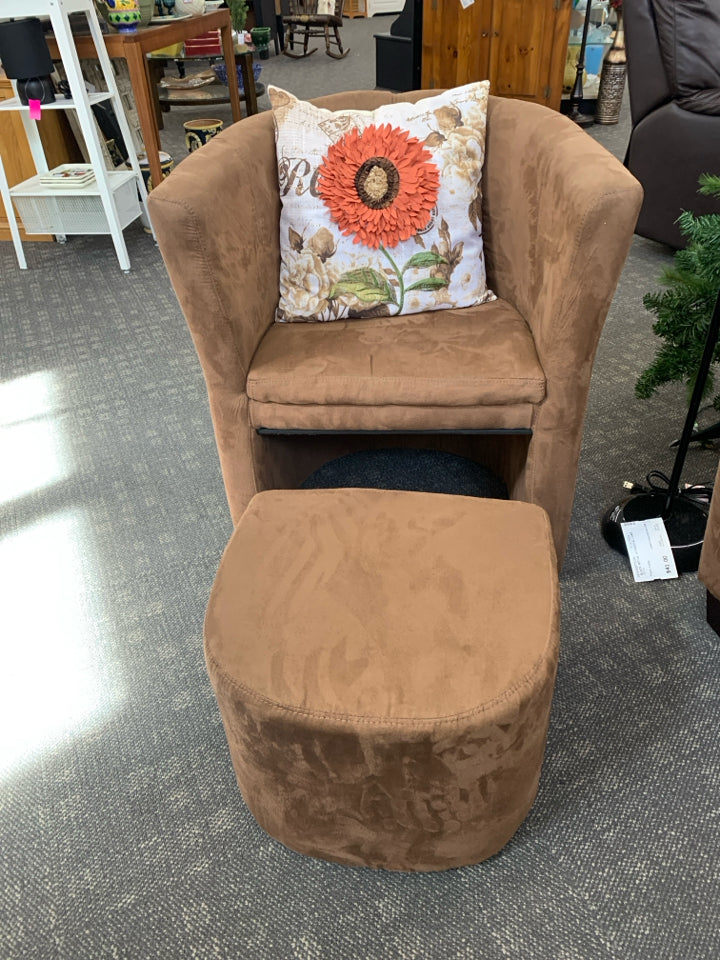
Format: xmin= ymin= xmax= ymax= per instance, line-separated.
xmin=635 ymin=174 xmax=720 ymax=407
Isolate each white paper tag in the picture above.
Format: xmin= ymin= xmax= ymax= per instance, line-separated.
xmin=621 ymin=518 xmax=678 ymax=582
xmin=460 ymin=0 xmax=475 ymax=8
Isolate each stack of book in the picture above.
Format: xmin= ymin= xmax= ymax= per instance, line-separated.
xmin=183 ymin=29 xmax=223 ymax=56
xmin=39 ymin=165 xmax=96 ymax=188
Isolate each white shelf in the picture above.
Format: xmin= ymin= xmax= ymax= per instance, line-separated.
xmin=11 ymin=169 xmax=135 ymax=198
xmin=9 ymin=0 xmax=97 ymax=16
xmin=11 ymin=171 xmax=141 ymax=236
xmin=0 ymin=92 xmax=113 ymax=112
xmin=0 ymin=0 xmax=152 ymax=269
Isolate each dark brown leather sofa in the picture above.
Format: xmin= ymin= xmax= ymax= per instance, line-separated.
xmin=625 ymin=0 xmax=720 ymax=249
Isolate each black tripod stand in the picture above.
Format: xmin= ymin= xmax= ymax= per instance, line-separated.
xmin=602 ymin=287 xmax=720 ymax=572
xmin=670 ymin=418 xmax=720 ymax=447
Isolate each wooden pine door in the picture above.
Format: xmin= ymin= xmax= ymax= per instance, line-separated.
xmin=488 ymin=0 xmax=571 ymax=109
xmin=421 ymin=0 xmax=493 ymax=92
xmin=421 ymin=0 xmax=572 ymax=111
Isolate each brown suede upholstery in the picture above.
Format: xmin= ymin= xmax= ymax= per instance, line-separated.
xmin=205 ymin=489 xmax=560 ymax=871
xmin=149 ymin=90 xmax=642 ymax=566
xmin=247 ymin=301 xmax=545 ymax=413
xmin=698 ymin=459 xmax=720 ymax=603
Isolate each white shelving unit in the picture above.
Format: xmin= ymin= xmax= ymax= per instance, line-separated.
xmin=0 ymin=0 xmax=152 ymax=271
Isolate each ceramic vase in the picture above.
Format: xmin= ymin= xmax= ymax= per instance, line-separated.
xmin=595 ymin=10 xmax=626 ymax=125
xmin=102 ymin=0 xmax=141 ymax=32
xmin=137 ymin=0 xmax=155 ymax=26
xmin=250 ymin=26 xmax=272 ymax=60
xmin=183 ymin=118 xmax=224 ymax=152
xmin=137 ymin=151 xmax=175 ymax=191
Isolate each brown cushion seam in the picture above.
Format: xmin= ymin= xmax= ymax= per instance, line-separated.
xmin=207 ymin=630 xmax=555 ymax=728
xmin=248 ymin=376 xmax=544 ymax=385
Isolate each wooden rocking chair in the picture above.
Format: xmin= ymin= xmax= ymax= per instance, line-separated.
xmin=282 ymin=0 xmax=349 ymax=60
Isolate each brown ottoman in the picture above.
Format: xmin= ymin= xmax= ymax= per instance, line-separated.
xmin=204 ymin=488 xmax=560 ymax=872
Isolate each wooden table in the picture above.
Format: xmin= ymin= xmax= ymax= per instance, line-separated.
xmin=47 ymin=11 xmax=243 ymax=191
xmin=149 ymin=49 xmax=258 ymax=118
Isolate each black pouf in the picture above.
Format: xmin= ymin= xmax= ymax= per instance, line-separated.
xmin=300 ymin=449 xmax=508 ymax=500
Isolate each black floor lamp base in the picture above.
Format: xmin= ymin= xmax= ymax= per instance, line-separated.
xmin=567 ymin=107 xmax=595 ymax=127
xmin=602 ymin=287 xmax=720 ymax=575
xmin=601 ymin=491 xmax=709 ymax=573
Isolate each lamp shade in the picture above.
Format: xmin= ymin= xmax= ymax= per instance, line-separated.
xmin=0 ymin=18 xmax=54 ymax=80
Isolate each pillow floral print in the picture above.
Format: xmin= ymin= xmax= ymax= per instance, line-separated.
xmin=269 ymin=83 xmax=495 ymax=322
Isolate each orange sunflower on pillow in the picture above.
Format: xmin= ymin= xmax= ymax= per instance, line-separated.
xmin=316 ymin=123 xmax=448 ymax=315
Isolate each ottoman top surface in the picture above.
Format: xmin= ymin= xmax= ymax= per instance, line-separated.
xmin=205 ymin=489 xmax=558 ymax=722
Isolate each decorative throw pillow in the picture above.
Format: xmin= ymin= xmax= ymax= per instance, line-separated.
xmin=269 ymin=82 xmax=495 ymax=322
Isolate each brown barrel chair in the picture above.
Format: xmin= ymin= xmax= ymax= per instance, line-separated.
xmin=148 ymin=90 xmax=641 ymax=568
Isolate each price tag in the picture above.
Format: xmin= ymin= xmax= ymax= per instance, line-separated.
xmin=621 ymin=518 xmax=678 ymax=582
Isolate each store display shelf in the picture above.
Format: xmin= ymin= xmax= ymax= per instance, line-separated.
xmin=0 ymin=91 xmax=113 ymax=111
xmin=11 ymin=168 xmax=134 ymax=197
xmin=0 ymin=0 xmax=151 ymax=268
xmin=11 ymin=170 xmax=141 ymax=236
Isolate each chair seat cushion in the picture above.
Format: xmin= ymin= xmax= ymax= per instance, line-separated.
xmin=247 ymin=298 xmax=545 ymax=429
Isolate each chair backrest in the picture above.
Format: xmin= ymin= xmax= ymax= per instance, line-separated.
xmin=624 ymin=0 xmax=670 ymax=126
xmin=285 ymin=0 xmax=344 ymax=17
xmin=627 ymin=0 xmax=720 ymax=123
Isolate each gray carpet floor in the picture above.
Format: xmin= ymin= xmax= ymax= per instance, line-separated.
xmin=1 ymin=22 xmax=719 ymax=960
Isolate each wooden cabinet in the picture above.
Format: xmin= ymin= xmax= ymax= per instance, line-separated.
xmin=421 ymin=0 xmax=572 ymax=111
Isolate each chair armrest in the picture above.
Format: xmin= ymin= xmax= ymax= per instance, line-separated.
xmin=149 ymin=112 xmax=281 ymax=395
xmin=482 ymin=97 xmax=642 ymax=560
xmin=483 ymin=97 xmax=642 ymax=394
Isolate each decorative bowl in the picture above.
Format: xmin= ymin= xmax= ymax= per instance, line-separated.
xmin=212 ymin=61 xmax=262 ymax=93
xmin=177 ymin=0 xmax=206 ymax=14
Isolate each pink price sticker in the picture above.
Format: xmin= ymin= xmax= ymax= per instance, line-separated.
xmin=28 ymin=99 xmax=42 ymax=120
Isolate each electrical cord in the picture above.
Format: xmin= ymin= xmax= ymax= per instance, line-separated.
xmin=622 ymin=472 xmax=715 ymax=504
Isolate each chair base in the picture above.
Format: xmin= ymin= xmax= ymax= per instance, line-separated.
xmin=282 ymin=21 xmax=349 ymax=58
xmin=283 ymin=45 xmax=318 ymax=58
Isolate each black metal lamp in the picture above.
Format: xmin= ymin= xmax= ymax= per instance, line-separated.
xmin=0 ymin=17 xmax=56 ymax=106
xmin=601 ymin=288 xmax=720 ymax=573
xmin=568 ymin=0 xmax=595 ymax=126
